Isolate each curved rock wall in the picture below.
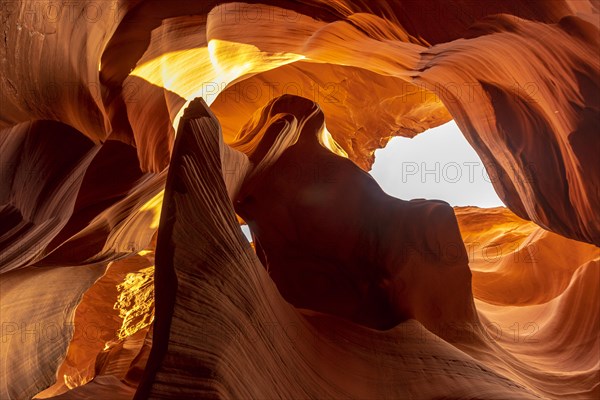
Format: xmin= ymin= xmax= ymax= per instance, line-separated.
xmin=0 ymin=1 xmax=598 ymax=399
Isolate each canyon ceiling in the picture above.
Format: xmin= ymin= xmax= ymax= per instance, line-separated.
xmin=0 ymin=1 xmax=599 ymax=399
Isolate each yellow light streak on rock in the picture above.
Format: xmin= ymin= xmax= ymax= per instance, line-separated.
xmin=130 ymin=39 xmax=304 ymax=131
xmin=113 ymin=266 xmax=155 ymax=340
xmin=319 ymin=124 xmax=348 ymax=158
xmin=139 ymin=190 xmax=164 ymax=230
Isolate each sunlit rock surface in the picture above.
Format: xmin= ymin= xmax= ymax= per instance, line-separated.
xmin=0 ymin=1 xmax=598 ymax=399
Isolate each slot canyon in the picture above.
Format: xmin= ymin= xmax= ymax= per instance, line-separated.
xmin=0 ymin=1 xmax=599 ymax=399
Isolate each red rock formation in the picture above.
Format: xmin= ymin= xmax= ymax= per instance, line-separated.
xmin=0 ymin=1 xmax=598 ymax=399
xmin=456 ymin=206 xmax=599 ymax=400
xmin=232 ymin=95 xmax=475 ymax=333
xmin=133 ymin=98 xmax=543 ymax=399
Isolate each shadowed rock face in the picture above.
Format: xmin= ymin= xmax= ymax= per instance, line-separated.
xmin=234 ymin=95 xmax=475 ymax=332
xmin=0 ymin=1 xmax=599 ymax=399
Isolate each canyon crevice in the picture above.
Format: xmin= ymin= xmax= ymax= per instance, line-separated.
xmin=1 ymin=1 xmax=598 ymax=399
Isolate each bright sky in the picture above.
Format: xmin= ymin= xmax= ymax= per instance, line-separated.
xmin=369 ymin=121 xmax=505 ymax=207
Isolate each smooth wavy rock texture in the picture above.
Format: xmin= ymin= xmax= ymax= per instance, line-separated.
xmin=0 ymin=1 xmax=599 ymax=399
xmin=134 ymin=97 xmax=538 ymax=399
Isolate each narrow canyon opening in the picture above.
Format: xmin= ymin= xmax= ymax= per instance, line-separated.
xmin=242 ymin=120 xmax=503 ymax=243
xmin=370 ymin=121 xmax=505 ymax=208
